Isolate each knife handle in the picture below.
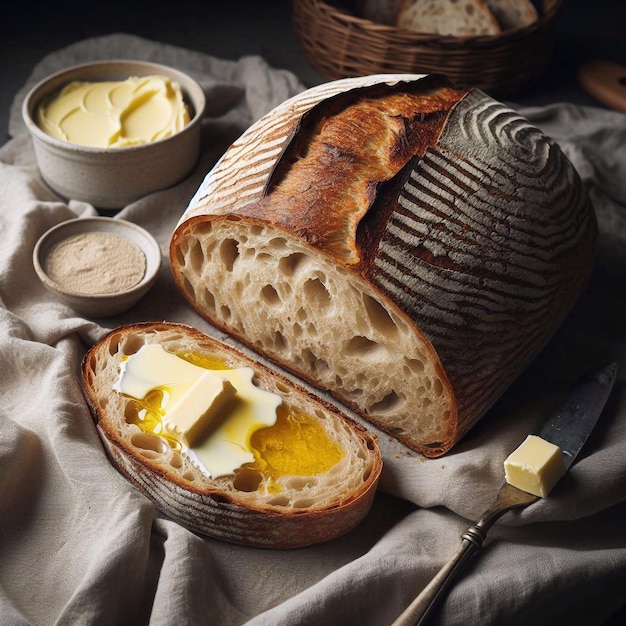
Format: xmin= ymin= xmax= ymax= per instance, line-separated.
xmin=391 ymin=525 xmax=486 ymax=626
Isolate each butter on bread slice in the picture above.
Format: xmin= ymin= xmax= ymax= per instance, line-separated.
xmin=81 ymin=321 xmax=382 ymax=549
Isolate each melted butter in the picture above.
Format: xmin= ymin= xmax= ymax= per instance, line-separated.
xmin=189 ymin=366 xmax=280 ymax=478
xmin=120 ymin=348 xmax=345 ymax=487
xmin=125 ymin=388 xmax=183 ymax=452
xmin=37 ymin=75 xmax=190 ymax=148
xmin=248 ymin=406 xmax=345 ymax=478
xmin=182 ymin=351 xmax=346 ymax=477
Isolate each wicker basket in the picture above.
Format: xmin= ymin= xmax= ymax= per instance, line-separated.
xmin=292 ymin=0 xmax=564 ymax=98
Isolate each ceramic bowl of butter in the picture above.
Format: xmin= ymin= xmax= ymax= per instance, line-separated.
xmin=33 ymin=217 xmax=162 ymax=317
xmin=22 ymin=60 xmax=206 ymax=210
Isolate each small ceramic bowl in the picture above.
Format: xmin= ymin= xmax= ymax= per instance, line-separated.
xmin=33 ymin=217 xmax=162 ymax=317
xmin=22 ymin=60 xmax=206 ymax=210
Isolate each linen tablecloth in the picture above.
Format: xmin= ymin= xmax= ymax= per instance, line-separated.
xmin=1 ymin=34 xmax=625 ymax=625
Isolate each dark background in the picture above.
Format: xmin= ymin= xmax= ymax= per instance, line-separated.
xmin=2 ymin=0 xmax=626 ymax=145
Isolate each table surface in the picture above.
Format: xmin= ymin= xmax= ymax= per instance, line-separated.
xmin=2 ymin=0 xmax=626 ymax=146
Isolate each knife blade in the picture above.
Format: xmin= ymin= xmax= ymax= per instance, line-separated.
xmin=539 ymin=361 xmax=617 ymax=469
xmin=392 ymin=361 xmax=618 ymax=626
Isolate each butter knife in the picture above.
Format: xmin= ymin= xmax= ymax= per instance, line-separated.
xmin=392 ymin=361 xmax=618 ymax=626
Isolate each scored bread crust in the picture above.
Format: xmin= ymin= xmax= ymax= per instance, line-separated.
xmin=170 ymin=74 xmax=597 ymax=458
xmin=81 ymin=321 xmax=382 ymax=549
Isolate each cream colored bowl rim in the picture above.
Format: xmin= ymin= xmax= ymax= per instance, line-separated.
xmin=22 ymin=59 xmax=207 ymax=154
xmin=33 ymin=216 xmax=162 ymax=300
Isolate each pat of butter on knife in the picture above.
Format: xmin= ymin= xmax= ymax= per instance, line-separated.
xmin=503 ymin=434 xmax=566 ymax=498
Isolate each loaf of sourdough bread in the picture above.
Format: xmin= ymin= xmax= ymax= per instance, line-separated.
xmin=81 ymin=322 xmax=382 ymax=548
xmin=170 ymin=74 xmax=597 ymax=457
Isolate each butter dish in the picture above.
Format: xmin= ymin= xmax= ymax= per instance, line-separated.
xmin=22 ymin=60 xmax=206 ymax=210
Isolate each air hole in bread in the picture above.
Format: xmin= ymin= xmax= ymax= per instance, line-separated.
xmin=278 ymin=252 xmax=307 ymax=277
xmin=170 ymin=454 xmax=183 ymax=469
xmin=267 ymin=495 xmax=290 ymax=507
xmin=302 ymin=348 xmax=330 ymax=376
xmin=344 ymin=387 xmax=364 ymax=401
xmin=121 ymin=334 xmax=146 ymax=356
xmin=273 ymin=330 xmax=287 ymax=351
xmin=130 ymin=432 xmax=167 ymax=454
xmin=303 ymin=276 xmax=331 ymax=308
xmin=219 ymin=305 xmax=232 ymax=321
xmin=182 ymin=276 xmax=194 ymax=299
xmin=275 ymin=381 xmax=291 ymax=394
xmin=268 ymin=237 xmax=289 ymax=252
xmin=182 ymin=471 xmax=196 ymax=481
xmin=138 ymin=449 xmax=163 ymax=460
xmin=194 ymin=222 xmax=213 ymax=237
xmin=285 ymin=476 xmax=315 ymax=490
xmin=106 ymin=333 xmax=122 ymax=356
xmin=256 ymin=252 xmax=273 ymax=264
xmin=293 ymin=322 xmax=303 ymax=338
xmin=313 ymin=408 xmax=327 ymax=420
xmin=404 ymin=357 xmax=425 ymax=374
xmin=362 ymin=293 xmax=400 ymax=337
xmin=261 ymin=284 xmax=280 ymax=305
xmin=188 ymin=239 xmax=204 ymax=273
xmin=203 ymin=288 xmax=216 ymax=313
xmin=292 ymin=498 xmax=317 ymax=509
xmin=345 ymin=335 xmax=387 ymax=358
xmin=219 ymin=238 xmax=239 ymax=271
xmin=233 ymin=468 xmax=263 ymax=492
xmin=371 ymin=390 xmax=403 ymax=414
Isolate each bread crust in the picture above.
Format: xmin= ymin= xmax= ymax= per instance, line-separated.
xmin=81 ymin=321 xmax=382 ymax=549
xmin=396 ymin=0 xmax=502 ymax=36
xmin=170 ymin=74 xmax=597 ymax=458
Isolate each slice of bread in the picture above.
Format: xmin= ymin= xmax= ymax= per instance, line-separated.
xmin=81 ymin=321 xmax=382 ymax=549
xmin=396 ymin=0 xmax=501 ymax=36
xmin=170 ymin=74 xmax=597 ymax=459
xmin=486 ymin=0 xmax=538 ymax=30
